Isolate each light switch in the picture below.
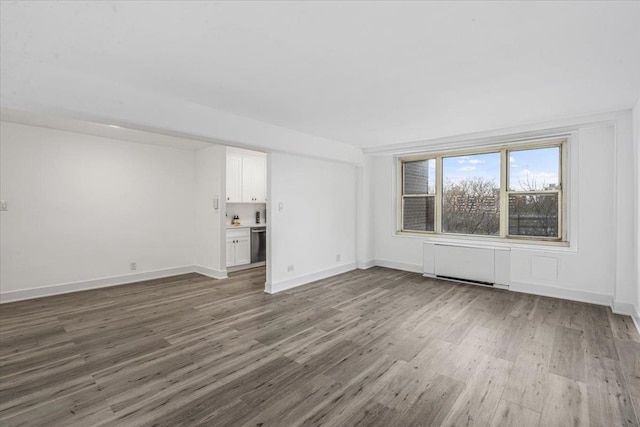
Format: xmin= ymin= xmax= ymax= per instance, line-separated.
xmin=0 ymin=200 xmax=7 ymax=211
xmin=278 ymin=202 xmax=283 ymax=212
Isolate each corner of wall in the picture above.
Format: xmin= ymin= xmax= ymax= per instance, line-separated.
xmin=194 ymin=265 xmax=228 ymax=280
xmin=267 ymin=263 xmax=356 ymax=294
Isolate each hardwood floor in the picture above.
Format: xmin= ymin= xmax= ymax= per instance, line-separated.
xmin=1 ymin=266 xmax=639 ymax=426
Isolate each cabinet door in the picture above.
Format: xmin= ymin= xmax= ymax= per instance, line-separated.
xmin=226 ymin=239 xmax=235 ymax=267
xmin=234 ymin=237 xmax=251 ymax=265
xmin=252 ymin=156 xmax=267 ymax=202
xmin=226 ymin=154 xmax=243 ymax=203
xmin=241 ymin=156 xmax=253 ymax=202
xmin=242 ymin=156 xmax=267 ymax=203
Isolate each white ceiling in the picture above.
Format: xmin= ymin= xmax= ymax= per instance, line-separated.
xmin=1 ymin=1 xmax=639 ymax=149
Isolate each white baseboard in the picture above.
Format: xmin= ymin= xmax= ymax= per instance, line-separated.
xmin=612 ymin=300 xmax=637 ymax=316
xmin=382 ymin=261 xmax=616 ymax=309
xmin=266 ymin=262 xmax=356 ymax=294
xmin=612 ymin=301 xmax=640 ymax=336
xmin=0 ymin=265 xmax=195 ymax=303
xmin=374 ymin=258 xmax=423 ymax=273
xmin=194 ymin=265 xmax=228 ymax=280
xmin=357 ymin=259 xmax=375 ymax=270
xmin=509 ymin=281 xmax=612 ymax=307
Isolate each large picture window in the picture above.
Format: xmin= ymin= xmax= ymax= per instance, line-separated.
xmin=442 ymin=152 xmax=501 ymax=236
xmin=399 ymin=139 xmax=566 ymax=242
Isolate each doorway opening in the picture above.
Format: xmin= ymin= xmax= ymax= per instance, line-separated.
xmin=224 ymin=147 xmax=268 ymax=287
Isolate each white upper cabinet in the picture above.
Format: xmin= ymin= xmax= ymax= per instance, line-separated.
xmin=226 ymin=152 xmax=243 ymax=203
xmin=227 ymin=148 xmax=266 ymax=204
xmin=242 ymin=155 xmax=267 ymax=203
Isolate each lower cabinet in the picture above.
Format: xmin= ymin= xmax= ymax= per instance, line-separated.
xmin=226 ymin=228 xmax=250 ymax=267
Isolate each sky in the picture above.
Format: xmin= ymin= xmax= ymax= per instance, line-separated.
xmin=442 ymin=147 xmax=559 ymax=191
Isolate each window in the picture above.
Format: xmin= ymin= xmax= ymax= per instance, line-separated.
xmin=401 ymin=159 xmax=436 ymax=231
xmin=399 ymin=139 xmax=566 ymax=242
xmin=507 ymin=146 xmax=561 ymax=238
xmin=442 ymin=152 xmax=501 ymax=236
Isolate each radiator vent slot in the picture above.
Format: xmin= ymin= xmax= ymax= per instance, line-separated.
xmin=436 ymin=275 xmax=494 ymax=287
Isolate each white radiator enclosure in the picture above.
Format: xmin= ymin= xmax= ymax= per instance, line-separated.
xmin=423 ymin=242 xmax=510 ymax=286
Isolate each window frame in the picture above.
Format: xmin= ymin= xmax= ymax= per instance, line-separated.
xmin=400 ymin=158 xmax=437 ymax=232
xmin=397 ymin=138 xmax=568 ymax=244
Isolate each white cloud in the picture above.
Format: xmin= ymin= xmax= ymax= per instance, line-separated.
xmin=459 ymin=166 xmax=476 ymax=171
xmin=468 ymin=159 xmax=484 ymax=165
xmin=510 ymin=156 xmax=516 ymax=163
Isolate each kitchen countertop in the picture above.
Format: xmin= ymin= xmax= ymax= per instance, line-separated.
xmin=226 ymin=223 xmax=267 ymax=229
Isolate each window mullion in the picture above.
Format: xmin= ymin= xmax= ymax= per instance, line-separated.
xmin=435 ymin=156 xmax=442 ymax=233
xmin=500 ymin=149 xmax=508 ymax=238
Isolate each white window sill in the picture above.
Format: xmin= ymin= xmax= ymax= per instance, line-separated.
xmin=394 ymin=231 xmax=575 ymax=253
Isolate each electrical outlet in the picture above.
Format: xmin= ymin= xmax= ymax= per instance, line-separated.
xmin=287 ymin=265 xmax=294 ymax=272
xmin=0 ymin=200 xmax=7 ymax=211
xmin=336 ymin=254 xmax=341 ymax=262
xmin=130 ymin=262 xmax=137 ymax=271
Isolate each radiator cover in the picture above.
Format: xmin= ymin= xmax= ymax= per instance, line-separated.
xmin=431 ymin=243 xmax=496 ymax=284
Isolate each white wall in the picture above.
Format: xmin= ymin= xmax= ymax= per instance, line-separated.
xmin=614 ymin=112 xmax=637 ymax=312
xmin=356 ymin=155 xmax=375 ymax=269
xmin=267 ymin=153 xmax=357 ymax=293
xmin=371 ymin=111 xmax=637 ymax=310
xmin=1 ymin=64 xmax=364 ymax=164
xmin=632 ymin=99 xmax=640 ymax=324
xmin=194 ymin=145 xmax=227 ymax=278
xmin=0 ymin=122 xmax=196 ymax=301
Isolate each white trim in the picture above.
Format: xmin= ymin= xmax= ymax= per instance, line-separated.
xmin=510 ymin=281 xmax=612 ymax=307
xmin=633 ymin=311 xmax=640 ymax=336
xmin=434 ymin=242 xmax=511 ymax=251
xmin=612 ymin=302 xmax=640 ymax=336
xmin=265 ymin=262 xmax=356 ymax=294
xmin=364 ymin=110 xmax=627 ymax=155
xmin=374 ymin=258 xmax=423 ymax=273
xmin=357 ymin=259 xmax=376 ymax=270
xmin=0 ymin=265 xmax=196 ymax=303
xmin=612 ymin=300 xmax=638 ymax=316
xmin=388 ymin=261 xmax=613 ymax=307
xmin=193 ymin=265 xmax=228 ymax=280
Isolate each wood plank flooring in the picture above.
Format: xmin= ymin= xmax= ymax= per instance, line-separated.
xmin=1 ymin=267 xmax=639 ymax=426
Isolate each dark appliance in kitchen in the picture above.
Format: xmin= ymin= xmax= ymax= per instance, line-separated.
xmin=251 ymin=226 xmax=266 ymax=263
